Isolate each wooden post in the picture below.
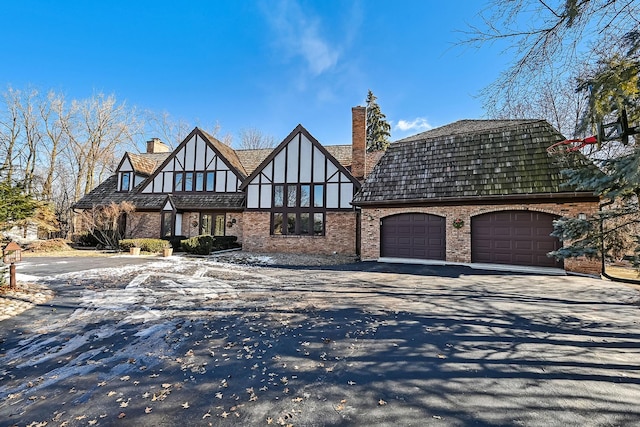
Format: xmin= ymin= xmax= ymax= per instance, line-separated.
xmin=9 ymin=263 xmax=16 ymax=290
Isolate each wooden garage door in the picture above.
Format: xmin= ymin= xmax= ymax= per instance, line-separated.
xmin=381 ymin=213 xmax=446 ymax=260
xmin=471 ymin=211 xmax=562 ymax=268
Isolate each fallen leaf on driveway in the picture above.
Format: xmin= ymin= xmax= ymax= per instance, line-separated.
xmin=145 ymin=407 xmax=152 ymax=414
xmin=182 ymin=402 xmax=190 ymax=409
xmin=378 ymin=399 xmax=387 ymax=406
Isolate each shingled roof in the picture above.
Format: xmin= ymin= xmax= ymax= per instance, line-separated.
xmin=73 ymin=175 xmax=245 ymax=210
xmin=73 ymin=175 xmax=132 ymax=209
xmin=199 ymin=128 xmax=248 ymax=178
xmin=353 ymin=119 xmax=596 ymax=205
xmin=127 ymin=152 xmax=171 ymax=176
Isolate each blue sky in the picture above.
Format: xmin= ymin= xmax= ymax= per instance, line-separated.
xmin=1 ymin=0 xmax=510 ymax=147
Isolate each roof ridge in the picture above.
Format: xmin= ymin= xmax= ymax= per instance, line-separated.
xmin=395 ymin=119 xmax=548 ymax=144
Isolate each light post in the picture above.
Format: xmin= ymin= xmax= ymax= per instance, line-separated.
xmin=3 ymin=241 xmax=22 ymax=290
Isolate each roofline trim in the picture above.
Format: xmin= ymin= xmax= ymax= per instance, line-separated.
xmin=352 ymin=191 xmax=599 ymax=207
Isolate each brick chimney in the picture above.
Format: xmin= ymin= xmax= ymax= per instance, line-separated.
xmin=351 ymin=106 xmax=366 ymax=180
xmin=146 ymin=138 xmax=170 ymax=154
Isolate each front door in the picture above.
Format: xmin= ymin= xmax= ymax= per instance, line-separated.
xmin=201 ymin=213 xmax=225 ymax=236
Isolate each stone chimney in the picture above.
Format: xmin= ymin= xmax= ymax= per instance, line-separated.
xmin=351 ymin=106 xmax=366 ymax=180
xmin=146 ymin=138 xmax=170 ymax=154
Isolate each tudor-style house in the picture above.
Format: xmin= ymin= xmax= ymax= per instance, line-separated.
xmin=75 ymin=110 xmax=601 ymax=275
xmin=74 ymin=107 xmax=374 ymax=256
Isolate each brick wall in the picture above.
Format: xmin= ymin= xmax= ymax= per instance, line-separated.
xmin=243 ymin=211 xmax=357 ymax=255
xmin=360 ymin=201 xmax=601 ymax=275
xmin=182 ymin=212 xmax=199 ymax=237
xmin=227 ymin=212 xmax=243 ymax=243
xmin=127 ymin=212 xmax=161 ymax=238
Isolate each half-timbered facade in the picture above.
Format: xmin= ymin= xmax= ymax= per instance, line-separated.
xmin=133 ymin=127 xmax=247 ymax=240
xmin=239 ymin=125 xmax=361 ymax=255
xmin=74 ymin=120 xmax=366 ymax=255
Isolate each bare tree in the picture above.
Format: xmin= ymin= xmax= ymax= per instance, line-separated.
xmin=464 ymin=0 xmax=640 ymax=129
xmin=0 ymin=87 xmax=22 ymax=184
xmin=237 ymin=127 xmax=276 ymax=149
xmin=488 ymin=67 xmax=589 ymax=138
xmin=65 ymin=93 xmax=140 ymax=200
xmin=144 ymin=110 xmax=191 ymax=149
xmin=16 ymin=88 xmax=44 ymax=195
xmin=39 ymin=91 xmax=70 ymax=200
xmin=76 ymin=201 xmax=136 ymax=249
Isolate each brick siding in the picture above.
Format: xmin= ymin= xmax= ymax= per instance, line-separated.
xmin=243 ymin=211 xmax=357 ymax=255
xmin=127 ymin=212 xmax=161 ymax=238
xmin=360 ymin=201 xmax=601 ymax=275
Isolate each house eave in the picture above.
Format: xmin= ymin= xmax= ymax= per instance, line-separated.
xmin=352 ymin=192 xmax=599 ymax=207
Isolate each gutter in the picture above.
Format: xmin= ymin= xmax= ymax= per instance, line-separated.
xmin=352 ymin=191 xmax=599 ymax=207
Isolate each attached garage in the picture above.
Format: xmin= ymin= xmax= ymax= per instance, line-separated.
xmin=381 ymin=213 xmax=446 ymax=260
xmin=353 ymin=119 xmax=601 ymax=275
xmin=471 ymin=210 xmax=562 ymax=268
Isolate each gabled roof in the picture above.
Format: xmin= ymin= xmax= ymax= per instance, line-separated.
xmin=353 ymin=119 xmax=596 ymax=206
xmin=73 ymin=175 xmax=245 ymax=210
xmin=198 ymin=128 xmax=248 ymax=178
xmin=136 ymin=127 xmax=247 ymax=194
xmin=236 ymin=148 xmax=274 ymax=175
xmin=127 ymin=152 xmax=171 ymax=176
xmin=239 ymin=124 xmax=361 ymax=190
xmin=235 ymin=145 xmax=356 ymax=175
xmin=73 ymin=175 xmax=130 ymax=209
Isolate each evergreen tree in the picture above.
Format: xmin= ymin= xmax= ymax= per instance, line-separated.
xmin=551 ymin=34 xmax=640 ymax=266
xmin=0 ymin=183 xmax=39 ymax=231
xmin=365 ymin=90 xmax=391 ymax=152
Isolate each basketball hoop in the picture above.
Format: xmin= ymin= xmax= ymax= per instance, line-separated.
xmin=547 ymin=109 xmax=639 ymax=154
xmin=546 ymin=136 xmax=598 ymax=154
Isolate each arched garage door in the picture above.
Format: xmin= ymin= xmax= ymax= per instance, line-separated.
xmin=381 ymin=213 xmax=446 ymax=260
xmin=471 ymin=211 xmax=562 ymax=268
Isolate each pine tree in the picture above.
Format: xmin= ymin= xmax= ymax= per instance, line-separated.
xmin=365 ymin=90 xmax=391 ymax=152
xmin=551 ymin=35 xmax=640 ymax=266
xmin=0 ymin=183 xmax=39 ymax=231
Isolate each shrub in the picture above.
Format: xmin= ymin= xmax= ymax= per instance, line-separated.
xmin=212 ymin=236 xmax=239 ymax=251
xmin=181 ymin=235 xmax=214 ymax=255
xmin=119 ymin=239 xmax=140 ymax=251
xmin=73 ymin=232 xmax=101 ymax=247
xmin=119 ymin=238 xmax=168 ymax=253
xmin=163 ymin=235 xmax=187 ymax=251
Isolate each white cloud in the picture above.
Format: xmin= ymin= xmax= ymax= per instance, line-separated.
xmin=262 ymin=1 xmax=340 ymax=76
xmin=395 ymin=117 xmax=433 ymax=132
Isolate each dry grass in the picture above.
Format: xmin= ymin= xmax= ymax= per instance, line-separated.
xmin=604 ymin=265 xmax=640 ymax=281
xmin=23 ymin=249 xmax=117 ymax=258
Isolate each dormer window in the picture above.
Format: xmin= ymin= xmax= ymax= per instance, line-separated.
xmin=120 ymin=172 xmax=131 ymax=192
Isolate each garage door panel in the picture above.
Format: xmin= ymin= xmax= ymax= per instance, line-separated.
xmin=381 ymin=214 xmax=445 ymax=260
xmin=472 ymin=210 xmax=562 ymax=268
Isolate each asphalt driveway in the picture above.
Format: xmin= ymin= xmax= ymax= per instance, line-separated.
xmin=1 ymin=256 xmax=639 ymax=426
